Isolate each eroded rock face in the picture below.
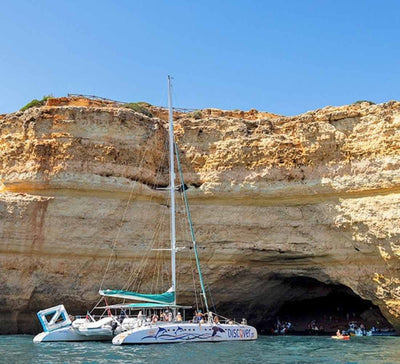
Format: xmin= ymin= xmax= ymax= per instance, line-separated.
xmin=0 ymin=98 xmax=400 ymax=333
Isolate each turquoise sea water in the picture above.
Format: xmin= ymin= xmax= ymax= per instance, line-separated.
xmin=1 ymin=335 xmax=400 ymax=364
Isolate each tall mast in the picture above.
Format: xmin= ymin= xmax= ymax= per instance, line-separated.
xmin=168 ymin=75 xmax=177 ymax=305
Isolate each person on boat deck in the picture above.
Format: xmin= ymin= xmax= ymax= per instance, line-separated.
xmin=137 ymin=311 xmax=143 ymax=321
xmin=213 ymin=315 xmax=219 ymax=324
xmin=168 ymin=311 xmax=173 ymax=322
xmin=176 ymin=312 xmax=182 ymax=322
xmin=152 ymin=314 xmax=158 ymax=323
xmin=119 ymin=310 xmax=126 ymax=323
xmin=196 ymin=310 xmax=204 ymax=324
xmin=336 ymin=329 xmax=341 ymax=337
xmin=112 ymin=320 xmax=119 ymax=334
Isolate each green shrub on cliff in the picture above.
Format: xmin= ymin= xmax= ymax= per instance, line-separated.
xmin=124 ymin=102 xmax=153 ymax=117
xmin=190 ymin=110 xmax=202 ymax=119
xmin=20 ymin=95 xmax=52 ymax=111
xmin=353 ymin=100 xmax=375 ymax=105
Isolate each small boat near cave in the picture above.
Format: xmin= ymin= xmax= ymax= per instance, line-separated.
xmin=33 ymin=76 xmax=258 ymax=344
xmin=331 ymin=334 xmax=350 ymax=341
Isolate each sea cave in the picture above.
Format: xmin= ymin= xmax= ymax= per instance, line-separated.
xmin=216 ymin=276 xmax=392 ymax=335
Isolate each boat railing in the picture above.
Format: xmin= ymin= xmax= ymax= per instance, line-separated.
xmin=74 ymin=314 xmax=123 ymax=321
xmin=67 ymin=93 xmax=198 ymax=113
xmin=73 ymin=312 xmax=248 ymax=327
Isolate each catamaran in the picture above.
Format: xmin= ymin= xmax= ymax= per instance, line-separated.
xmin=33 ymin=76 xmax=257 ymax=344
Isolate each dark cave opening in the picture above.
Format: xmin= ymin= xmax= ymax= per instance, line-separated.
xmin=262 ymin=277 xmax=392 ymax=335
xmin=219 ymin=276 xmax=393 ymax=335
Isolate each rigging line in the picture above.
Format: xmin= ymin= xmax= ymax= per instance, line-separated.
xmin=158 ymin=85 xmax=167 ymax=114
xmin=89 ymin=296 xmax=105 ymax=315
xmin=122 ymin=137 xmax=169 ymax=291
xmin=125 ymin=219 xmax=157 ymax=291
xmin=171 ymin=82 xmax=179 ymax=113
xmin=176 ymin=228 xmax=181 ymax=305
xmin=199 ymin=281 xmax=205 ymax=311
xmin=150 ymin=227 xmax=162 ymax=294
xmin=207 ymin=284 xmax=217 ymax=314
xmin=190 ymin=244 xmax=199 ymax=311
xmin=156 ymin=217 xmax=167 ymax=292
xmin=103 ymin=114 xmax=170 ymax=292
xmin=126 ymin=206 xmax=167 ymax=292
xmin=175 ymin=198 xmax=188 ymax=304
xmin=124 ymin=204 xmax=160 ymax=291
xmin=185 ymin=217 xmax=201 ymax=311
xmin=174 ymin=141 xmax=209 ymax=312
xmin=150 ymin=218 xmax=167 ymax=294
xmin=179 ymin=192 xmax=194 ymax=286
xmin=149 ymin=211 xmax=164 ymax=294
xmin=179 ymin=187 xmax=201 ymax=311
xmin=159 ymin=202 xmax=171 ymax=291
xmin=154 ymin=244 xmax=162 ymax=293
xmin=99 ymin=122 xmax=156 ymax=291
xmin=126 ymin=201 xmax=167 ymax=291
xmin=135 ymin=137 xmax=178 ymax=294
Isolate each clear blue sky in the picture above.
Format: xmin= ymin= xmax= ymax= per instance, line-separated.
xmin=1 ymin=0 xmax=399 ymax=115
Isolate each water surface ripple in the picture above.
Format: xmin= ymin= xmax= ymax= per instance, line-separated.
xmin=1 ymin=335 xmax=400 ymax=363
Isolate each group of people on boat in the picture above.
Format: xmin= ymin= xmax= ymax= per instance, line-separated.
xmin=346 ymin=321 xmax=396 ymax=336
xmin=192 ymin=310 xmax=223 ymax=325
xmin=348 ymin=321 xmax=367 ymax=336
xmin=272 ymin=319 xmax=292 ymax=335
xmin=149 ymin=310 xmax=184 ymax=323
xmin=306 ymin=319 xmax=325 ymax=334
xmin=331 ymin=321 xmax=397 ymax=338
xmin=113 ymin=308 xmax=228 ymax=327
xmin=193 ymin=310 xmax=208 ymax=323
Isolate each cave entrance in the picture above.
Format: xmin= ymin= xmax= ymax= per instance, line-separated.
xmin=264 ymin=276 xmax=392 ymax=335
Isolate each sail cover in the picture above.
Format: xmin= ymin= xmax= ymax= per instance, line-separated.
xmin=96 ymin=303 xmax=191 ymax=309
xmin=99 ymin=287 xmax=175 ymax=304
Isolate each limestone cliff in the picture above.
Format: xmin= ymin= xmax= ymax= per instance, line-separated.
xmin=0 ymin=97 xmax=400 ymax=333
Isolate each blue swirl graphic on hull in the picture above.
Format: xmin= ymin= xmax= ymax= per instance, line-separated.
xmin=142 ymin=326 xmax=224 ymax=341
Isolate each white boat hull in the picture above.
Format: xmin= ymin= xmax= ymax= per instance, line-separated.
xmin=33 ymin=326 xmax=111 ymax=342
xmin=77 ymin=327 xmax=114 ymax=337
xmin=75 ymin=317 xmax=117 ymax=337
xmin=33 ymin=304 xmax=119 ymax=342
xmin=112 ymin=322 xmax=257 ymax=345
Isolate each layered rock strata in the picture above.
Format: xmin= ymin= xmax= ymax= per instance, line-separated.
xmin=0 ymin=97 xmax=400 ymax=333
